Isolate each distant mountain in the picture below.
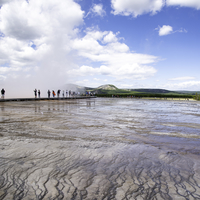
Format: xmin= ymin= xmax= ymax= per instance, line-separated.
xmin=85 ymin=84 xmax=128 ymax=94
xmin=63 ymin=83 xmax=199 ymax=96
xmin=85 ymin=84 xmax=177 ymax=95
xmin=97 ymin=84 xmax=118 ymax=90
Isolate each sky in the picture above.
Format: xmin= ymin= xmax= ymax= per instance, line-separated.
xmin=0 ymin=0 xmax=200 ymax=97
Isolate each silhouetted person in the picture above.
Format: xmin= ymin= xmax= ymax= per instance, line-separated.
xmin=38 ymin=90 xmax=41 ymax=98
xmin=47 ymin=90 xmax=51 ymax=98
xmin=62 ymin=90 xmax=64 ymax=98
xmin=1 ymin=88 xmax=5 ymax=99
xmin=57 ymin=90 xmax=61 ymax=98
xmin=34 ymin=89 xmax=37 ymax=98
xmin=52 ymin=90 xmax=55 ymax=97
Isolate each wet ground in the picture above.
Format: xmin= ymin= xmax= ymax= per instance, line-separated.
xmin=0 ymin=98 xmax=200 ymax=199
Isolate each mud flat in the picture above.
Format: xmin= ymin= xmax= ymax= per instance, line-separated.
xmin=0 ymin=98 xmax=200 ymax=199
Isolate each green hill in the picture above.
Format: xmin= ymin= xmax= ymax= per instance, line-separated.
xmin=130 ymin=89 xmax=173 ymax=93
xmin=65 ymin=83 xmax=198 ymax=98
xmin=85 ymin=84 xmax=196 ymax=98
xmin=97 ymin=84 xmax=118 ymax=90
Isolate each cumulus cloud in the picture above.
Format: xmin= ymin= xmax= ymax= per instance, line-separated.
xmin=156 ymin=25 xmax=188 ymax=36
xmin=70 ymin=29 xmax=158 ymax=80
xmin=0 ymin=0 xmax=84 ymax=97
xmin=0 ymin=0 xmax=160 ymax=97
xmin=166 ymin=0 xmax=200 ymax=9
xmin=111 ymin=0 xmax=200 ymax=17
xmin=157 ymin=25 xmax=173 ymax=36
xmin=103 ymin=31 xmax=118 ymax=43
xmin=0 ymin=0 xmax=83 ymax=41
xmin=111 ymin=0 xmax=165 ymax=17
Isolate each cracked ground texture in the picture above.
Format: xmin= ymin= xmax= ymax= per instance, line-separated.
xmin=0 ymin=98 xmax=200 ymax=199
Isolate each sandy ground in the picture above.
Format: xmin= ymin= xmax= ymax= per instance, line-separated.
xmin=0 ymin=98 xmax=200 ymax=199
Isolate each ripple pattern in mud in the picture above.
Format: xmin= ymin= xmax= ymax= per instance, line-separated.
xmin=0 ymin=99 xmax=200 ymax=199
xmin=1 ymin=140 xmax=200 ymax=199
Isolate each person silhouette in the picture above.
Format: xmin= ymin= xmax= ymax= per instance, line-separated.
xmin=34 ymin=89 xmax=37 ymax=98
xmin=47 ymin=90 xmax=51 ymax=98
xmin=38 ymin=90 xmax=41 ymax=98
xmin=1 ymin=88 xmax=5 ymax=99
xmin=52 ymin=90 xmax=56 ymax=97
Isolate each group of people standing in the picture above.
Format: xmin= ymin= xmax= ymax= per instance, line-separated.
xmin=1 ymin=88 xmax=83 ymax=99
xmin=47 ymin=90 xmax=79 ymax=98
xmin=47 ymin=90 xmax=61 ymax=98
xmin=33 ymin=89 xmax=41 ymax=98
xmin=34 ymin=89 xmax=79 ymax=98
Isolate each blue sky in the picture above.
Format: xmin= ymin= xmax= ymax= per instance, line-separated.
xmin=0 ymin=0 xmax=200 ymax=97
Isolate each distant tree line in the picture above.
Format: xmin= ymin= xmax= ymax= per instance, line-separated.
xmin=96 ymin=93 xmax=194 ymax=99
xmin=194 ymin=93 xmax=200 ymax=100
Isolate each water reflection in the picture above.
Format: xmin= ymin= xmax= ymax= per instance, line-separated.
xmin=1 ymin=103 xmax=4 ymax=112
xmin=86 ymin=100 xmax=95 ymax=108
xmin=0 ymin=98 xmax=200 ymax=199
xmin=34 ymin=102 xmax=41 ymax=113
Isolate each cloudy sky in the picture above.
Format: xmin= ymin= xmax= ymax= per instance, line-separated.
xmin=0 ymin=0 xmax=200 ymax=97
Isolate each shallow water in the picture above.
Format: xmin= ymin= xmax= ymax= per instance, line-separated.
xmin=0 ymin=98 xmax=200 ymax=199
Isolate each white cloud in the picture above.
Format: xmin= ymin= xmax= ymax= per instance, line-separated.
xmin=0 ymin=0 xmax=83 ymax=41
xmin=166 ymin=0 xmax=200 ymax=9
xmin=111 ymin=0 xmax=200 ymax=18
xmin=70 ymin=29 xmax=158 ymax=80
xmin=91 ymin=4 xmax=106 ymax=16
xmin=158 ymin=25 xmax=173 ymax=36
xmin=0 ymin=1 xmax=161 ymax=97
xmin=111 ymin=0 xmax=165 ymax=17
xmin=0 ymin=0 xmax=84 ymax=97
xmin=169 ymin=77 xmax=195 ymax=81
xmin=156 ymin=25 xmax=187 ymax=36
xmin=175 ymin=28 xmax=188 ymax=33
xmin=164 ymin=81 xmax=200 ymax=90
xmin=103 ymin=32 xmax=118 ymax=43
xmin=85 ymin=4 xmax=106 ymax=18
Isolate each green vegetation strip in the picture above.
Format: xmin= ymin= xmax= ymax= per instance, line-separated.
xmin=97 ymin=93 xmax=194 ymax=99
